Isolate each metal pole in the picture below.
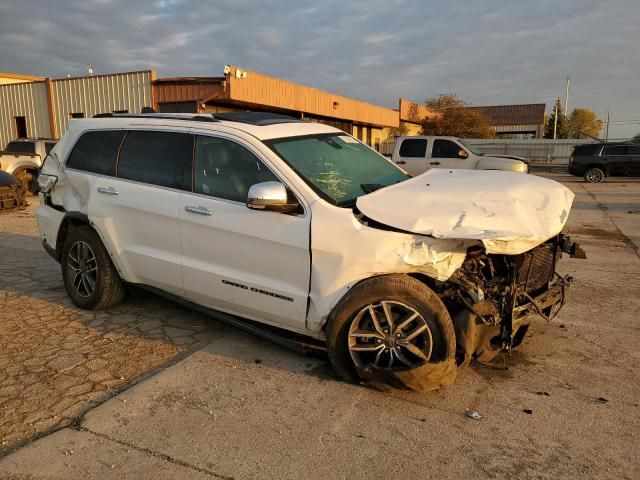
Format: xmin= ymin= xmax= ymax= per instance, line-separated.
xmin=605 ymin=108 xmax=610 ymax=142
xmin=564 ymin=77 xmax=570 ymax=117
xmin=553 ymin=102 xmax=558 ymax=139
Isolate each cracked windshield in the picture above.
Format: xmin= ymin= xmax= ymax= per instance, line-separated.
xmin=269 ymin=134 xmax=408 ymax=206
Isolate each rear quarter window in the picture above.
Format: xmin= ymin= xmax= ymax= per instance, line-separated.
xmin=66 ymin=130 xmax=125 ymax=176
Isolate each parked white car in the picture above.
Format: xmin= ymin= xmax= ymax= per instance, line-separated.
xmin=1 ymin=138 xmax=57 ymax=193
xmin=391 ymin=135 xmax=528 ymax=176
xmin=36 ymin=112 xmax=583 ymax=390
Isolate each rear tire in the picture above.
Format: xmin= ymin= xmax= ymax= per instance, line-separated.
xmin=61 ymin=225 xmax=125 ymax=310
xmin=326 ymin=275 xmax=457 ymax=391
xmin=584 ymin=167 xmax=604 ymax=183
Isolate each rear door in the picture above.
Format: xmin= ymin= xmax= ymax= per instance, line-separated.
xmin=601 ymin=145 xmax=627 ymax=176
xmin=625 ymin=146 xmax=640 ymax=176
xmin=178 ymin=133 xmax=311 ymax=330
xmin=393 ymin=138 xmax=429 ymax=175
xmin=86 ymin=128 xmax=192 ymax=296
xmin=430 ymin=139 xmax=475 ymax=169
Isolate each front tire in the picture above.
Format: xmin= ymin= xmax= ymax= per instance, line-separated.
xmin=15 ymin=170 xmax=39 ymax=194
xmin=61 ymin=225 xmax=125 ymax=310
xmin=584 ymin=167 xmax=605 ymax=183
xmin=326 ymin=275 xmax=457 ymax=391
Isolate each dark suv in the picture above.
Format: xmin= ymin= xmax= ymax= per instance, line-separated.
xmin=568 ymin=143 xmax=640 ymax=183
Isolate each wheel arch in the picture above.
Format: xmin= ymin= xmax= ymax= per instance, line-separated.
xmin=322 ymin=271 xmax=447 ymax=333
xmin=54 ymin=212 xmax=91 ymax=261
xmin=585 ymin=163 xmax=607 ymax=175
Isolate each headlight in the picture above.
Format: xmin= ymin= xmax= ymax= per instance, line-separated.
xmin=513 ymin=163 xmax=528 ymax=173
xmin=38 ymin=174 xmax=58 ymax=193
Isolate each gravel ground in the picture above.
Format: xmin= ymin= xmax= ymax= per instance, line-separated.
xmin=0 ymin=201 xmax=219 ymax=452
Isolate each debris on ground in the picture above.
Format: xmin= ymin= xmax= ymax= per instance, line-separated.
xmin=465 ymin=409 xmax=484 ymax=421
xmin=523 ymin=409 xmax=533 ymax=415
xmin=536 ymin=391 xmax=551 ymax=396
xmin=596 ymin=397 xmax=609 ymax=404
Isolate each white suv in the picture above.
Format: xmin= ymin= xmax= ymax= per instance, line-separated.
xmin=37 ymin=112 xmax=583 ymax=391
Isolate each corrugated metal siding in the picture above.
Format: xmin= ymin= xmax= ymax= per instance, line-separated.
xmin=0 ymin=81 xmax=50 ymax=148
xmin=226 ymin=66 xmax=399 ymax=128
xmin=466 ymin=138 xmax=594 ymax=164
xmin=52 ymin=71 xmax=153 ymax=134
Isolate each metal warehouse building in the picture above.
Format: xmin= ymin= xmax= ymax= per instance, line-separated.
xmin=0 ymin=70 xmax=155 ymax=148
xmin=465 ymin=103 xmax=546 ymax=139
xmin=0 ymin=66 xmax=433 ymax=152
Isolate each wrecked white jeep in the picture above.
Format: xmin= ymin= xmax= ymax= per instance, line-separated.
xmin=36 ymin=112 xmax=584 ymax=391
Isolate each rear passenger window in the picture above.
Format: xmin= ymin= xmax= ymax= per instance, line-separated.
xmin=626 ymin=146 xmax=640 ymax=156
xmin=66 ymin=130 xmax=125 ymax=176
xmin=193 ymin=136 xmax=278 ymax=202
xmin=399 ymin=139 xmax=427 ymax=158
xmin=118 ymin=131 xmax=193 ymax=189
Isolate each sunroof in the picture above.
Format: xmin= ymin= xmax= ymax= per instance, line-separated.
xmin=213 ymin=112 xmax=304 ymax=126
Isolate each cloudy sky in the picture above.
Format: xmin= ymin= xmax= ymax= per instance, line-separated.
xmin=1 ymin=0 xmax=639 ymax=138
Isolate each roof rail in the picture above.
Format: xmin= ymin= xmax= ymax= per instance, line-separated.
xmin=90 ymin=111 xmax=305 ymax=126
xmin=92 ymin=112 xmax=218 ymax=122
xmin=212 ymin=112 xmax=304 ymax=126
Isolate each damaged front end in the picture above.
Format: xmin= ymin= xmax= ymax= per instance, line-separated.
xmin=437 ymin=234 xmax=585 ymax=365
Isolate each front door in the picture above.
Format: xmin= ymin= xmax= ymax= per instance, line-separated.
xmin=430 ymin=139 xmax=475 ymax=169
xmin=178 ymin=134 xmax=310 ymax=330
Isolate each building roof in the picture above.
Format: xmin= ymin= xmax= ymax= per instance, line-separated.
xmin=465 ymin=104 xmax=546 ymax=126
xmin=0 ymin=72 xmax=45 ymax=82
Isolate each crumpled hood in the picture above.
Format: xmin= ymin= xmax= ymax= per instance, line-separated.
xmin=356 ymin=169 xmax=575 ymax=255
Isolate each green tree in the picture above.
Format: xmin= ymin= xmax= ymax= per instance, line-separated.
xmin=567 ymin=108 xmax=603 ymax=139
xmin=421 ymin=94 xmax=495 ymax=138
xmin=544 ymin=99 xmax=569 ymax=139
xmin=631 ymin=132 xmax=640 ymax=143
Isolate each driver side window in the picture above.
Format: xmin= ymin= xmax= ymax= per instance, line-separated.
xmin=194 ymin=136 xmax=278 ymax=202
xmin=432 ymin=139 xmax=461 ymax=159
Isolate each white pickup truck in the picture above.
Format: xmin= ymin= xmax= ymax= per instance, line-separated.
xmin=391 ymin=136 xmax=528 ymax=176
xmin=0 ymin=138 xmax=57 ymax=193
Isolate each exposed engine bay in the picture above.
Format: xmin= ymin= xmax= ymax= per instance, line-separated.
xmin=434 ymin=234 xmax=586 ymax=365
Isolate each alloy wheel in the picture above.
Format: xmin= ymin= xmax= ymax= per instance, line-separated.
xmin=348 ymin=301 xmax=433 ymax=371
xmin=585 ymin=169 xmax=603 ymax=183
xmin=67 ymin=241 xmax=98 ymax=298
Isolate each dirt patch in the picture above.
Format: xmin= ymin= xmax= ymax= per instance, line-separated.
xmin=569 ymin=227 xmax=626 ymax=242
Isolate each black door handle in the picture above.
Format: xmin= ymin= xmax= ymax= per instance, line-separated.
xmin=430 ymin=161 xmax=441 ymax=165
xmin=396 ymin=160 xmax=407 ymax=165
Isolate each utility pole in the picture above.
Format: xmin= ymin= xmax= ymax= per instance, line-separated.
xmin=605 ymin=107 xmax=610 ymax=142
xmin=553 ymin=101 xmax=558 ymax=139
xmin=564 ymin=77 xmax=570 ymax=118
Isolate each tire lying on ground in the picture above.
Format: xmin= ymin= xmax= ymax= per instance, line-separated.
xmin=0 ymin=171 xmax=27 ymax=212
xmin=326 ymin=275 xmax=457 ymax=392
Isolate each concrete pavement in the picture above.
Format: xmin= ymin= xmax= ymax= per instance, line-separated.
xmin=1 ymin=176 xmax=639 ymax=479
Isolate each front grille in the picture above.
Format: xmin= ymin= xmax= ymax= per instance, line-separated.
xmin=515 ymin=242 xmax=557 ymax=293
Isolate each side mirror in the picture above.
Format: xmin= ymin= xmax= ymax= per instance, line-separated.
xmin=458 ymin=149 xmax=469 ymax=159
xmin=246 ymin=181 xmax=300 ymax=214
